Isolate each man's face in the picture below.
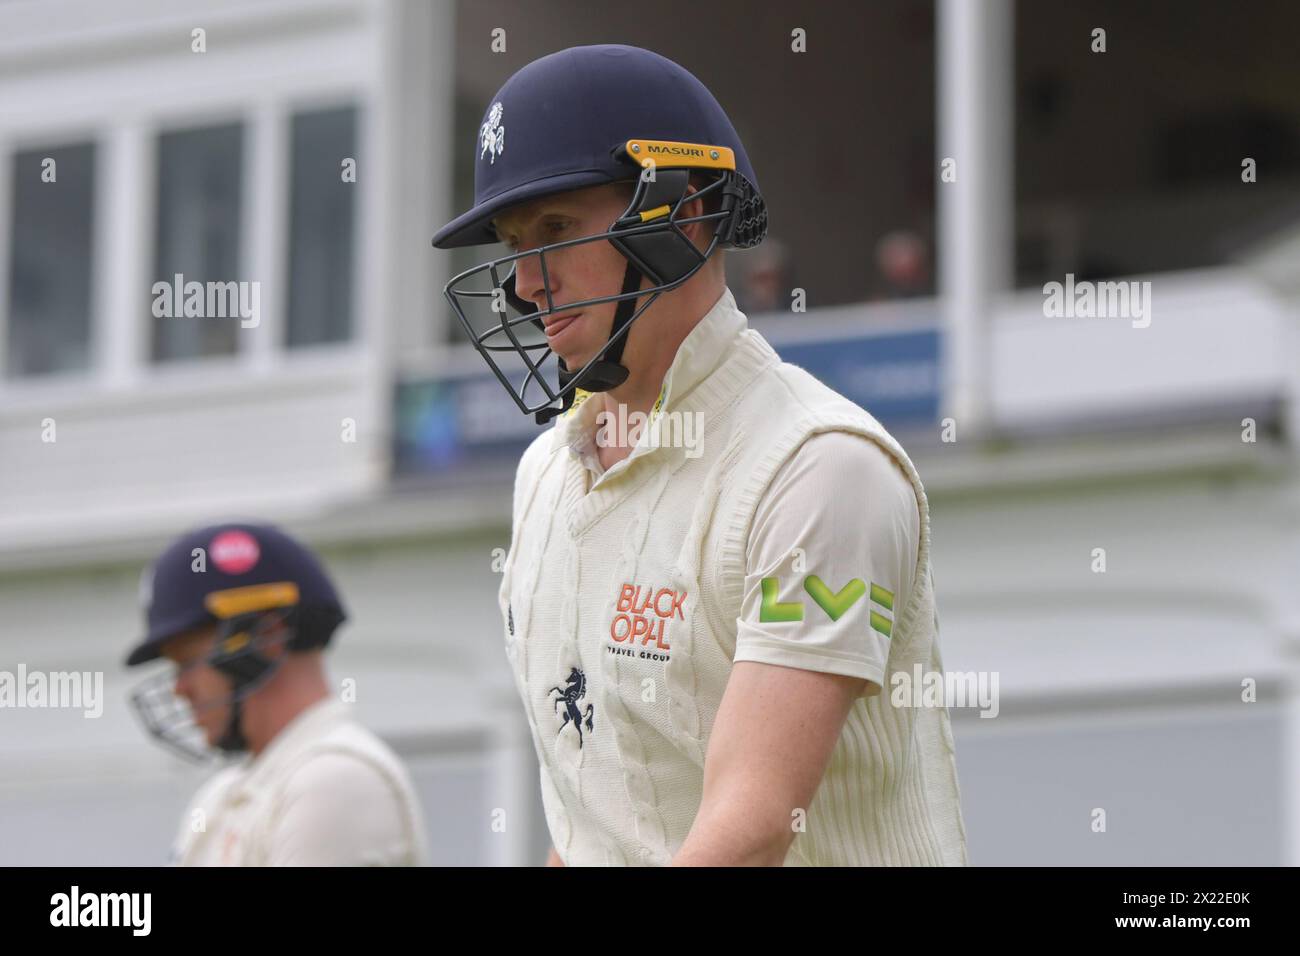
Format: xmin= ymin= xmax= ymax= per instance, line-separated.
xmin=160 ymin=626 xmax=231 ymax=746
xmin=492 ymin=183 xmax=644 ymax=369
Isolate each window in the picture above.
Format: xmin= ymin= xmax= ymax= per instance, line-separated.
xmin=286 ymin=106 xmax=358 ymax=347
xmin=6 ymin=143 xmax=95 ymax=377
xmin=151 ymin=123 xmax=244 ymax=362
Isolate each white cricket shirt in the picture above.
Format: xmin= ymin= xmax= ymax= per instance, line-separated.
xmin=171 ymin=698 xmax=427 ymax=866
xmin=501 ymin=287 xmax=968 ymax=866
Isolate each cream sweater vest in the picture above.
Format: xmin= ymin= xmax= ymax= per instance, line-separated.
xmin=500 ymin=289 xmax=968 ymax=866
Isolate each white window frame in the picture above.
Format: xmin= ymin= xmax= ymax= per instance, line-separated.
xmin=0 ymin=9 xmax=379 ymax=418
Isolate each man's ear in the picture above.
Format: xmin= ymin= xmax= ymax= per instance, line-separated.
xmin=254 ymin=614 xmax=293 ymax=657
xmin=677 ymin=185 xmax=708 ymax=246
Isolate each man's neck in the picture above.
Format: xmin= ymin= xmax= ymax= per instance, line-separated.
xmin=246 ymin=679 xmax=330 ymax=757
xmin=593 ymin=387 xmax=656 ymax=472
xmin=592 ymin=275 xmax=725 ymax=466
xmin=604 ymin=366 xmax=668 ymax=421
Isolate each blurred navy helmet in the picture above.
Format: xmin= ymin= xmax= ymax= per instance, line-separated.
xmin=432 ymin=45 xmax=767 ymax=424
xmin=127 ymin=522 xmax=346 ymax=667
xmin=126 ymin=523 xmax=347 ymax=761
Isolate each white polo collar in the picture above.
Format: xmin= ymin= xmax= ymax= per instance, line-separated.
xmin=554 ymin=286 xmax=747 ymax=475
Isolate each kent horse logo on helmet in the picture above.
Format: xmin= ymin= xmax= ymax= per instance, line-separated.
xmin=432 ymin=45 xmax=768 ymax=425
xmin=479 ymin=101 xmax=505 ymax=165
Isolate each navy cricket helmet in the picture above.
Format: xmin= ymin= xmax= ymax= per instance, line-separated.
xmin=127 ymin=522 xmax=346 ymax=667
xmin=432 ymin=44 xmax=767 ymax=424
xmin=125 ymin=522 xmax=347 ymax=761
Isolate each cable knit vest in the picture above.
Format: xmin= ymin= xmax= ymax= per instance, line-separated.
xmin=499 ymin=296 xmax=968 ymax=866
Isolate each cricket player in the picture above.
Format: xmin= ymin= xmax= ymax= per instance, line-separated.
xmin=125 ymin=522 xmax=427 ymax=866
xmin=433 ymin=45 xmax=968 ymax=866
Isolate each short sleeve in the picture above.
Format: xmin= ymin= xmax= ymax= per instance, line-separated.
xmin=733 ymin=430 xmax=920 ymax=699
xmin=266 ymin=752 xmax=418 ymax=866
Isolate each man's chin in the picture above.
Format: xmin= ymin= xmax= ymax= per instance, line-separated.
xmin=558 ymin=348 xmax=600 ymax=374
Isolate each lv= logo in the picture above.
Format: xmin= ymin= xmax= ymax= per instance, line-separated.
xmin=759 ymin=575 xmax=894 ymax=638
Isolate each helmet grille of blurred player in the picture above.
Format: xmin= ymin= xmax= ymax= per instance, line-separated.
xmin=432 ymin=44 xmax=767 ymax=424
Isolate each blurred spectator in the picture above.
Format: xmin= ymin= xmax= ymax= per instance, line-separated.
xmin=731 ymin=237 xmax=792 ymax=315
xmin=873 ymin=229 xmax=931 ymax=299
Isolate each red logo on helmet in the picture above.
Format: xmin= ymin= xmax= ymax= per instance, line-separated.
xmin=211 ymin=530 xmax=260 ymax=574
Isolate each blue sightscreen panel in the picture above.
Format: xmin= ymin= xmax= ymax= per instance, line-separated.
xmin=394 ymin=328 xmax=941 ymax=480
xmin=775 ymin=329 xmax=940 ymax=427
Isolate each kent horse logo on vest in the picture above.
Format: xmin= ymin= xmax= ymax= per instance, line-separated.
xmin=606 ymin=583 xmax=688 ymax=662
xmin=549 ymin=667 xmax=594 ymax=747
